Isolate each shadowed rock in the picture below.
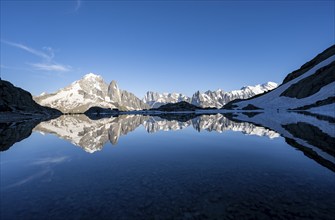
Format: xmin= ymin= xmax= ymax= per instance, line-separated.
xmin=154 ymin=101 xmax=201 ymax=111
xmin=84 ymin=106 xmax=119 ymax=119
xmin=282 ymin=45 xmax=335 ymax=84
xmin=282 ymin=122 xmax=335 ymax=157
xmin=281 ymin=61 xmax=335 ymax=99
xmin=229 ymin=111 xmax=335 ymax=172
xmin=0 ymin=119 xmax=46 ymax=151
xmin=0 ymin=79 xmax=61 ymax=120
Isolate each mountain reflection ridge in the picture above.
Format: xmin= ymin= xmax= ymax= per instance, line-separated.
xmin=33 ymin=114 xmax=279 ymax=153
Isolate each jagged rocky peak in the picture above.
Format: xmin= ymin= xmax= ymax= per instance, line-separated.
xmin=108 ymin=80 xmax=122 ymax=103
xmin=143 ymin=91 xmax=159 ymax=102
xmin=143 ymin=91 xmax=190 ymax=108
xmin=107 ymin=80 xmax=149 ymax=110
xmin=109 ymin=80 xmax=119 ymax=89
xmin=34 ymin=73 xmax=149 ymax=113
xmin=143 ymin=82 xmax=278 ymax=109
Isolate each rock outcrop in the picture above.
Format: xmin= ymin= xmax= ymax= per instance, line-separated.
xmin=0 ymin=79 xmax=61 ymax=121
xmin=107 ymin=80 xmax=149 ymax=111
xmin=225 ymin=45 xmax=335 ymax=111
xmin=154 ymin=101 xmax=201 ymax=111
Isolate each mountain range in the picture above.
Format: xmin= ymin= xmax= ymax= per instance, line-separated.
xmin=144 ymin=82 xmax=277 ymax=108
xmin=1 ymin=45 xmax=334 ymax=117
xmin=33 ymin=73 xmax=277 ymax=113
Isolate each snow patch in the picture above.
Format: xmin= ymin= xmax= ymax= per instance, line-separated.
xmin=234 ymin=55 xmax=335 ymax=110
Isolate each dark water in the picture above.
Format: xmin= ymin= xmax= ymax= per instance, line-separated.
xmin=1 ymin=113 xmax=334 ymax=219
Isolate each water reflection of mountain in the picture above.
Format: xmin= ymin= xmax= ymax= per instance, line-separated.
xmin=231 ymin=112 xmax=335 ymax=172
xmin=34 ymin=115 xmax=147 ymax=153
xmin=0 ymin=119 xmax=42 ymax=151
xmin=1 ymin=112 xmax=334 ymax=172
xmin=32 ymin=114 xmax=279 ymax=153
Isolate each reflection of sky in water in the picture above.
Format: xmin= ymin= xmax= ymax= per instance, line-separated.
xmin=1 ymin=119 xmax=335 ymax=220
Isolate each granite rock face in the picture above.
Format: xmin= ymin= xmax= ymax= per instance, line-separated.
xmin=108 ymin=80 xmax=149 ymax=110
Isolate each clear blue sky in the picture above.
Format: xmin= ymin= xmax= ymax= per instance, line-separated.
xmin=1 ymin=0 xmax=334 ymax=97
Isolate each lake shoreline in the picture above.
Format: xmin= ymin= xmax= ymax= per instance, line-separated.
xmin=1 ymin=108 xmax=333 ymax=123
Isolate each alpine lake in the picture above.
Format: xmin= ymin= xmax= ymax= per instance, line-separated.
xmin=1 ymin=112 xmax=334 ymax=220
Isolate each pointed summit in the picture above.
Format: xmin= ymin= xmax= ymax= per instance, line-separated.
xmin=108 ymin=80 xmax=121 ymax=104
xmin=107 ymin=80 xmax=149 ymax=110
xmin=83 ymin=73 xmax=102 ymax=79
xmin=110 ymin=80 xmax=119 ymax=90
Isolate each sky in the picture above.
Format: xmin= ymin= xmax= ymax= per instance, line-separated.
xmin=0 ymin=0 xmax=334 ymax=97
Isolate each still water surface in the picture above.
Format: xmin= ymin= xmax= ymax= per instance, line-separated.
xmin=1 ymin=113 xmax=334 ymax=219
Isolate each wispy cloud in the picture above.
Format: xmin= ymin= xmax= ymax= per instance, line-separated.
xmin=1 ymin=40 xmax=71 ymax=72
xmin=75 ymin=0 xmax=82 ymax=12
xmin=1 ymin=40 xmax=53 ymax=61
xmin=29 ymin=63 xmax=71 ymax=72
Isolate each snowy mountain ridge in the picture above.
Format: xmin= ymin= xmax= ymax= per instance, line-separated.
xmin=35 ymin=73 xmax=277 ymax=112
xmin=34 ymin=73 xmax=149 ymax=113
xmin=144 ymin=82 xmax=278 ymax=108
xmin=228 ymin=44 xmax=335 ymax=112
xmin=34 ymin=73 xmax=114 ymax=113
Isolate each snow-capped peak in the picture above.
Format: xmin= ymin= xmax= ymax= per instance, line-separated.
xmin=262 ymin=82 xmax=278 ymax=88
xmin=83 ymin=73 xmax=102 ymax=79
xmin=240 ymin=82 xmax=278 ymax=91
xmin=266 ymin=81 xmax=277 ymax=86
